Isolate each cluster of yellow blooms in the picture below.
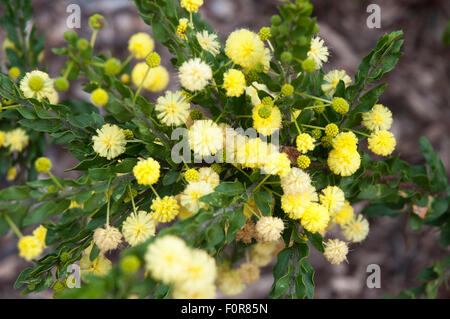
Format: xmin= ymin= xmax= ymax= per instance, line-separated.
xmin=0 ymin=127 xmax=29 ymax=152
xmin=17 ymin=225 xmax=47 ymax=261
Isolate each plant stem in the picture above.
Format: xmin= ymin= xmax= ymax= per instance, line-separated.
xmin=149 ymin=184 xmax=160 ymax=199
xmin=128 ymin=185 xmax=137 ymax=215
xmin=90 ymin=29 xmax=99 ymax=48
xmin=3 ymin=213 xmax=23 ymax=238
xmin=63 ymin=61 xmax=74 ymax=79
xmin=301 ymin=124 xmax=325 ymax=130
xmin=48 ymin=171 xmax=64 ymax=190
xmin=244 ymin=203 xmax=261 ymax=219
xmin=253 ymin=174 xmax=271 ymax=193
xmin=290 ymin=108 xmax=302 ymax=134
xmin=295 ymin=91 xmax=331 ymax=104
xmin=133 ymin=67 xmax=150 ymax=105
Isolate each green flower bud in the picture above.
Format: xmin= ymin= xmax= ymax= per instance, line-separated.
xmin=76 ymin=38 xmax=90 ymax=51
xmin=325 ymin=123 xmax=339 ymax=137
xmin=301 ymin=58 xmax=316 ymax=73
xmin=190 ymin=109 xmax=203 ymax=120
xmin=89 ymin=14 xmax=106 ymax=30
xmin=254 ymin=62 xmax=265 ymax=73
xmin=280 ymin=51 xmax=292 ymax=63
xmin=63 ymin=30 xmax=78 ymax=43
xmin=120 ymin=255 xmax=141 ymax=274
xmin=278 ymin=24 xmax=289 ymax=36
xmin=55 ymin=77 xmax=69 ymax=92
xmin=145 ymin=52 xmax=161 ymax=68
xmin=261 ymin=96 xmax=273 ymax=106
xmin=281 ymin=84 xmax=294 ymax=97
xmin=271 ymin=15 xmax=282 ymax=26
xmin=258 ymin=104 xmax=272 ymax=119
xmin=35 ymin=157 xmax=52 ymax=173
xmin=104 ymin=58 xmax=122 ymax=75
xmin=311 ymin=128 xmax=322 ymax=139
xmin=122 ymin=129 xmax=134 ymax=140
xmin=331 ymin=97 xmax=349 ymax=115
xmin=270 ymin=26 xmax=279 ymax=37
xmin=245 ymin=70 xmax=260 ymax=85
xmin=259 ymin=27 xmax=271 ymax=41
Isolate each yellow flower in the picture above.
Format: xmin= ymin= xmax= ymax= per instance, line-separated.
xmin=332 ymin=131 xmax=358 ymax=151
xmin=179 ymin=58 xmax=212 ymax=92
xmin=179 ymin=181 xmax=214 ymax=214
xmin=176 ymin=248 xmax=217 ymax=291
xmin=181 ymin=0 xmax=204 ymax=13
xmin=131 ymin=63 xmax=169 ymax=92
xmin=122 ymin=211 xmax=156 ymax=246
xmin=296 ymin=133 xmax=316 ymax=154
xmin=300 ymin=203 xmax=330 ymax=233
xmin=368 ymin=130 xmax=396 ymax=156
xmin=319 ymin=186 xmax=345 ymax=214
xmin=325 ymin=123 xmax=339 ymax=137
xmin=323 ymin=239 xmax=348 ymax=265
xmin=223 ymin=69 xmax=246 ymax=97
xmin=188 ymin=119 xmax=223 ymax=157
xmin=92 ymin=124 xmax=127 ymax=160
xmin=133 ymin=157 xmax=160 ymax=185
xmin=80 ymin=244 xmax=112 ymax=278
xmin=196 ymin=30 xmax=220 ymax=56
xmin=9 ymin=66 xmax=20 ymax=79
xmin=255 ymin=216 xmax=284 ymax=242
xmin=362 ymin=104 xmax=393 ymax=132
xmin=327 ymin=148 xmax=361 ymax=176
xmin=6 ymin=167 xmax=17 ymax=181
xmin=145 ymin=235 xmax=192 ymax=284
xmin=0 ymin=130 xmax=6 ymax=147
xmin=32 ymin=225 xmax=47 ymax=248
xmin=172 ymin=282 xmax=216 ymax=299
xmin=18 ymin=236 xmax=43 ymax=261
xmin=35 ymin=157 xmax=52 ymax=173
xmin=252 ymin=104 xmax=282 ymax=136
xmin=218 ymin=269 xmax=245 ymax=296
xmin=321 ymin=70 xmax=352 ymax=97
xmin=91 ymin=88 xmax=109 ymax=106
xmin=185 ymin=168 xmax=199 ymax=182
xmin=128 ymin=32 xmax=154 ymax=59
xmin=280 ymin=167 xmax=312 ymax=196
xmin=155 ymin=90 xmax=190 ymax=126
xmin=235 ymin=137 xmax=271 ymax=168
xmin=151 ymin=196 xmax=180 ymax=223
xmin=281 ymin=187 xmax=318 ymax=220
xmin=93 ymin=226 xmax=123 ymax=252
xmin=225 ymin=29 xmax=266 ymax=70
xmin=262 ymin=151 xmax=291 ymax=177
xmin=239 ymin=262 xmax=260 ymax=284
xmin=177 ymin=18 xmax=188 ymax=40
xmin=20 ymin=70 xmax=54 ymax=101
xmin=5 ymin=128 xmax=29 ymax=152
xmin=307 ymin=37 xmax=329 ymax=69
xmin=198 ymin=167 xmax=220 ymax=188
xmin=341 ymin=215 xmax=369 ymax=242
xmin=333 ymin=201 xmax=354 ymax=225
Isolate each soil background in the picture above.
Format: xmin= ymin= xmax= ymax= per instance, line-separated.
xmin=0 ymin=0 xmax=449 ymax=298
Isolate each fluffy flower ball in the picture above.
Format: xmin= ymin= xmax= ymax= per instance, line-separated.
xmin=327 ymin=148 xmax=361 ymax=177
xmin=179 ymin=58 xmax=212 ymax=92
xmin=281 ymin=167 xmax=312 ymax=196
xmin=91 ymin=88 xmax=109 ymax=106
xmin=188 ymin=120 xmax=223 ymax=157
xmin=333 ymin=201 xmax=354 ymax=225
xmin=296 ymin=133 xmax=316 ymax=154
xmin=18 ymin=236 xmax=43 ymax=261
xmin=196 ymin=30 xmax=220 ymax=56
xmin=35 ymin=157 xmax=52 ymax=173
xmin=20 ymin=70 xmax=54 ymax=101
xmin=223 ymin=69 xmax=246 ymax=97
xmin=301 ymin=203 xmax=330 ymax=233
xmin=93 ymin=226 xmax=123 ymax=252
xmin=155 ymin=90 xmax=190 ymax=126
xmin=368 ymin=130 xmax=396 ymax=156
xmin=131 ymin=63 xmax=169 ymax=92
xmin=128 ymin=32 xmax=154 ymax=59
xmin=133 ymin=157 xmax=160 ymax=185
xmin=321 ymin=70 xmax=352 ymax=97
xmin=181 ymin=0 xmax=203 ymax=13
xmin=323 ymin=239 xmax=349 ymax=265
xmin=92 ymin=124 xmax=127 ymax=160
xmin=307 ymin=37 xmax=329 ymax=69
xmin=122 ymin=211 xmax=156 ymax=246
xmin=362 ymin=104 xmax=393 ymax=132
xmin=255 ymin=216 xmax=284 ymax=242
xmin=5 ymin=128 xmax=29 ymax=152
xmin=151 ymin=196 xmax=180 ymax=223
xmin=319 ymin=186 xmax=345 ymax=214
xmin=341 ymin=215 xmax=370 ymax=243
xmin=239 ymin=262 xmax=260 ymax=284
xmin=252 ymin=104 xmax=282 ymax=136
xmin=225 ymin=29 xmax=266 ymax=70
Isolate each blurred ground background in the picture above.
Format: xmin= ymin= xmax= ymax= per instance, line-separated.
xmin=0 ymin=0 xmax=449 ymax=298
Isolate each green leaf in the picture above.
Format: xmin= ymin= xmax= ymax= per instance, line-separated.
xmin=0 ymin=186 xmax=30 ymax=200
xmin=419 ymin=137 xmax=448 ymax=192
xmin=253 ymin=190 xmax=272 ymax=216
xmin=214 ymin=181 xmax=244 ymax=195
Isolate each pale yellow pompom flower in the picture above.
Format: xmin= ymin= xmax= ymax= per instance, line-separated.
xmin=128 ymin=32 xmax=154 ymax=59
xmin=218 ymin=269 xmax=245 ymax=296
xmin=198 ymin=167 xmax=220 ymax=188
xmin=5 ymin=128 xmax=29 ymax=152
xmin=255 ymin=216 xmax=284 ymax=242
xmin=307 ymin=37 xmax=329 ymax=69
xmin=133 ymin=157 xmax=160 ymax=185
xmin=151 ymin=196 xmax=180 ymax=223
xmin=362 ymin=104 xmax=393 ymax=132
xmin=281 ymin=187 xmax=318 ymax=220
xmin=93 ymin=225 xmax=123 ymax=252
xmin=280 ymin=167 xmax=312 ymax=196
xmin=342 ymin=214 xmax=370 ymax=243
xmin=32 ymin=225 xmax=47 ymax=248
xmin=368 ymin=130 xmax=396 ymax=156
xmin=321 ymin=70 xmax=352 ymax=97
xmin=181 ymin=0 xmax=204 ymax=13
xmin=131 ymin=63 xmax=169 ymax=92
xmin=172 ymin=282 xmax=216 ymax=299
xmin=122 ymin=211 xmax=156 ymax=246
xmin=300 ymin=203 xmax=330 ymax=233
xmin=179 ymin=181 xmax=214 ymax=214
xmin=223 ymin=69 xmax=246 ymax=97
xmin=323 ymin=239 xmax=349 ymax=265
xmin=332 ymin=132 xmax=358 ymax=151
xmin=296 ymin=133 xmax=316 ymax=154
xmin=155 ymin=90 xmax=190 ymax=126
xmin=80 ymin=244 xmax=112 ymax=278
xmin=252 ymin=104 xmax=282 ymax=136
xmin=188 ymin=119 xmax=223 ymax=157
xmin=327 ymin=148 xmax=361 ymax=177
xmin=225 ymin=29 xmax=266 ymax=70
xmin=176 ymin=248 xmax=217 ymax=291
xmin=262 ymin=151 xmax=291 ymax=177
xmin=18 ymin=235 xmax=43 ymax=261
xmin=179 ymin=58 xmax=212 ymax=92
xmin=333 ymin=201 xmax=354 ymax=225
xmin=92 ymin=124 xmax=127 ymax=160
xmin=20 ymin=70 xmax=54 ymax=101
xmin=319 ymin=186 xmax=346 ymax=214
xmin=196 ymin=30 xmax=220 ymax=56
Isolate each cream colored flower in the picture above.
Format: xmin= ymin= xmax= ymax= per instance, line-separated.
xmin=196 ymin=30 xmax=220 ymax=56
xmin=179 ymin=58 xmax=212 ymax=91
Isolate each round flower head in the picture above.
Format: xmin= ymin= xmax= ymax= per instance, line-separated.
xmin=196 ymin=30 xmax=220 ymax=56
xmin=262 ymin=151 xmax=291 ymax=177
xmin=362 ymin=104 xmax=393 ymax=132
xmin=20 ymin=70 xmax=54 ymax=101
xmin=179 ymin=181 xmax=214 ymax=214
xmin=281 ymin=187 xmax=318 ymax=220
xmin=122 ymin=211 xmax=156 ymax=246
xmin=185 ymin=168 xmax=199 ymax=182
xmin=35 ymin=157 xmax=52 ymax=173
xmin=300 ymin=203 xmax=330 ymax=233
xmin=296 ymin=133 xmax=316 ymax=154
xmin=321 ymin=70 xmax=352 ymax=97
xmin=173 ymin=282 xmax=216 ymax=299
xmin=325 ymin=123 xmax=339 ymax=137
xmin=151 ymin=196 xmax=180 ymax=223
xmin=341 ymin=215 xmax=370 ymax=243
xmin=218 ymin=269 xmax=245 ymax=296
xmin=92 ymin=124 xmax=127 ymax=160
xmin=235 ymin=137 xmax=271 ymax=168
xmin=236 ymin=220 xmax=257 ymax=244
xmin=239 ymin=262 xmax=260 ymax=284
xmin=5 ymin=128 xmax=29 ymax=152
xmin=323 ymin=239 xmax=348 ymax=265
xmin=18 ymin=235 xmax=43 ymax=261
xmin=131 ymin=63 xmax=169 ymax=92
xmin=327 ymin=148 xmax=361 ymax=176
xmin=91 ymin=88 xmax=109 ymax=106
xmin=307 ymin=37 xmax=329 ymax=69
xmin=178 ymin=248 xmax=217 ymax=290
xmin=252 ymin=104 xmax=282 ymax=136
xmin=368 ymin=130 xmax=396 ymax=156
xmin=223 ymin=69 xmax=246 ymax=97
xmin=93 ymin=225 xmax=123 ymax=252
xmin=128 ymin=32 xmax=154 ymax=59
xmin=80 ymin=245 xmax=112 ymax=278
xmin=225 ymin=29 xmax=266 ymax=70
xmin=32 ymin=225 xmax=47 ymax=248
xmin=188 ymin=119 xmax=223 ymax=157
xmin=7 ymin=167 xmax=17 ymax=181
xmin=179 ymin=58 xmax=212 ymax=92
xmin=256 ymin=216 xmax=284 ymax=242
xmin=198 ymin=167 xmax=220 ymax=188
xmin=155 ymin=90 xmax=190 ymax=126
xmin=332 ymin=131 xmax=358 ymax=151
xmin=9 ymin=66 xmax=20 ymax=79
xmin=281 ymin=167 xmax=312 ymax=196
xmin=333 ymin=201 xmax=354 ymax=225
xmin=177 ymin=18 xmax=188 ymax=40
xmin=319 ymin=186 xmax=345 ymax=214
xmin=181 ymin=0 xmax=203 ymax=13
xmin=297 ymin=155 xmax=310 ymax=169
xmin=145 ymin=235 xmax=192 ymax=284
xmin=133 ymin=157 xmax=160 ymax=185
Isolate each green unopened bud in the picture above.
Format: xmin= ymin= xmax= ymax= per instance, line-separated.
xmin=259 ymin=27 xmax=271 ymax=41
xmin=211 ymin=163 xmax=222 ymax=175
xmin=297 ymin=155 xmax=310 ymax=169
xmin=280 ymin=51 xmax=292 ymax=63
xmin=124 ymin=188 xmax=138 ymax=203
xmin=281 ymin=84 xmax=294 ymax=97
xmin=270 ymin=26 xmax=279 ymax=36
xmin=120 ymin=255 xmax=141 ymax=274
xmin=321 ymin=135 xmax=333 ymax=148
xmin=76 ymin=38 xmax=89 ymax=51
xmin=190 ymin=109 xmax=203 ymax=120
xmin=254 ymin=62 xmax=265 ymax=73
xmin=63 ymin=30 xmax=78 ymax=43
xmin=35 ymin=157 xmax=52 ymax=173
xmin=331 ymin=97 xmax=349 ymax=115
xmin=313 ymin=100 xmax=326 ymax=114
xmin=311 ymin=128 xmax=322 ymax=139
xmin=60 ymin=252 xmax=71 ymax=263
xmin=47 ymin=185 xmax=57 ymax=193
xmin=258 ymin=105 xmax=272 ymax=119
xmin=55 ymin=77 xmax=69 ymax=92
xmin=122 ymin=129 xmax=134 ymax=140
xmin=104 ymin=58 xmax=122 ymax=75
xmin=261 ymin=96 xmax=273 ymax=106
xmin=245 ymin=70 xmax=260 ymax=85
xmin=301 ymin=58 xmax=316 ymax=73
xmin=271 ymin=15 xmax=282 ymax=26
xmin=325 ymin=123 xmax=339 ymax=137
xmin=145 ymin=52 xmax=161 ymax=68
xmin=89 ymin=14 xmax=106 ymax=30
xmin=278 ymin=24 xmax=289 ymax=36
